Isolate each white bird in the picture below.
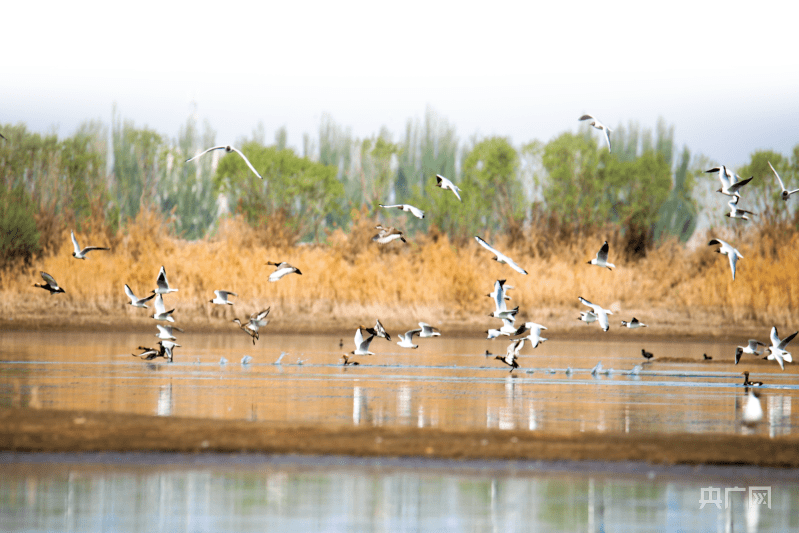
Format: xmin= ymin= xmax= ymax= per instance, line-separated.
xmin=435 ymin=174 xmax=462 ymax=201
xmin=487 ymin=317 xmax=518 ymax=339
xmin=578 ymin=311 xmax=597 ymax=324
xmin=266 ymin=261 xmax=302 ymax=282
xmin=475 ymin=236 xmax=528 ymax=275
xmin=515 ymin=323 xmax=548 ymax=348
xmin=209 ymin=290 xmax=237 ymax=305
xmin=726 ymin=198 xmax=755 ymax=221
xmin=153 ymin=266 xmax=178 ymax=294
xmin=488 ymin=279 xmax=512 ymax=303
xmin=418 ymin=322 xmax=441 ymax=338
xmin=159 ymin=340 xmax=180 ymax=363
xmin=768 ymin=161 xmax=799 ymax=201
xmin=587 ymin=241 xmax=615 ymax=270
xmin=742 ymin=390 xmax=763 ymax=425
xmin=708 ymin=238 xmax=743 ymax=280
xmin=379 ymin=203 xmax=425 ymax=219
xmin=488 ymin=305 xmax=519 ymax=320
xmin=34 ymin=271 xmax=65 ymax=294
xmin=371 ymin=225 xmax=407 ymax=244
xmin=151 ymin=294 xmax=175 ymax=323
xmin=352 ymin=328 xmax=376 ymax=356
xmin=396 ymin=328 xmax=421 ymax=349
xmin=767 ymin=326 xmax=797 ymax=371
xmin=186 ymin=145 xmax=262 ymax=179
xmin=621 ymin=318 xmax=647 ymax=329
xmin=738 ymin=339 xmax=766 ymax=359
xmin=155 ymin=324 xmax=183 ymax=341
xmin=70 ymin=230 xmax=109 ymax=259
xmin=579 ymin=114 xmax=612 ymax=152
xmin=124 ymin=284 xmax=155 ymax=308
xmin=495 ymin=340 xmax=521 ymax=373
xmin=706 ymin=165 xmax=753 ymax=198
xmin=578 ymin=297 xmax=613 ymax=332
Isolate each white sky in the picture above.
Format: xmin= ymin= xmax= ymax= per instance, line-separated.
xmin=3 ymin=1 xmax=798 ymax=167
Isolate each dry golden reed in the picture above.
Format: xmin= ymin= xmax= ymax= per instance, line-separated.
xmin=2 ymin=210 xmax=799 ymax=336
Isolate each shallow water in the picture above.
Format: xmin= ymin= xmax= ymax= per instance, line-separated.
xmin=2 ymin=453 xmax=798 ymax=533
xmin=1 ymin=331 xmax=798 ymax=436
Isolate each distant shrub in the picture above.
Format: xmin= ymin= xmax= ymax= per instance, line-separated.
xmin=0 ymin=184 xmax=41 ymax=267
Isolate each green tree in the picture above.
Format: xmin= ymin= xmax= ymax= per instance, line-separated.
xmin=0 ymin=183 xmax=40 ymax=267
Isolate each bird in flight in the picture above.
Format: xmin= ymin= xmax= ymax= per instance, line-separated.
xmin=769 ymin=161 xmax=799 ymax=201
xmin=435 ymin=174 xmax=462 ymax=201
xmin=379 ymin=203 xmax=425 ymax=219
xmin=70 ymin=230 xmax=109 ymax=260
xmin=186 ymin=145 xmax=262 ymax=180
xmin=708 ymin=238 xmax=743 ymax=280
xmin=579 ymin=114 xmax=612 ymax=152
xmin=475 ymin=236 xmax=528 ymax=275
xmin=587 ymin=241 xmax=615 ymax=270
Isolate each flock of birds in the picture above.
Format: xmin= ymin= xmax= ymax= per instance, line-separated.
xmin=22 ymin=114 xmax=797 ymax=425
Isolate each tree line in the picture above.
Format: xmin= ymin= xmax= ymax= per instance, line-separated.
xmin=2 ymin=107 xmax=798 ymax=268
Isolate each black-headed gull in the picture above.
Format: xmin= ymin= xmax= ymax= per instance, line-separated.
xmin=70 ymin=230 xmax=109 ymax=259
xmin=579 ymin=114 xmax=612 ymax=152
xmin=266 ymin=261 xmax=302 ymax=282
xmin=125 ymin=284 xmax=155 ymax=308
xmin=352 ymin=328 xmax=377 ymax=356
xmin=621 ymin=318 xmax=647 ymax=328
xmin=371 ymin=225 xmax=407 ymax=244
xmin=587 ymin=241 xmax=615 ymax=270
xmin=34 ymin=271 xmax=65 ymax=294
xmin=186 ymin=145 xmax=263 ymax=179
xmin=397 ymin=328 xmax=421 ymax=349
xmin=767 ymin=326 xmax=797 ymax=370
xmin=578 ymin=296 xmax=612 ymax=332
xmin=708 ymin=238 xmax=743 ymax=280
xmin=151 ymin=294 xmax=175 ymax=323
xmin=153 ymin=266 xmax=178 ymax=294
xmin=475 ymin=236 xmax=528 ymax=275
xmin=495 ymin=340 xmax=521 ymax=373
xmin=769 ymin=161 xmax=799 ymax=201
xmin=514 ymin=323 xmax=548 ymax=348
xmin=209 ymin=290 xmax=237 ymax=305
xmin=155 ymin=324 xmax=183 ymax=341
xmin=435 ymin=174 xmax=462 ymax=201
xmin=725 ymin=198 xmax=755 ymax=221
xmin=706 ymin=166 xmax=753 ymax=198
xmin=379 ymin=203 xmax=425 ymax=219
xmin=735 ymin=339 xmax=766 ymax=364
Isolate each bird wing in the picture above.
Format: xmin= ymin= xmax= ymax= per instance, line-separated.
xmin=269 ymin=268 xmax=293 ymax=282
xmin=154 ymin=294 xmax=166 ymax=315
xmin=735 ymin=347 xmax=743 ymax=364
xmin=80 ymin=246 xmax=109 ymax=255
xmin=186 ymin=145 xmax=225 ymax=163
xmin=252 ymin=308 xmax=271 ymax=321
xmin=215 ymin=290 xmax=237 ymax=298
xmin=726 ymin=176 xmax=753 ymax=194
xmin=405 ymin=329 xmax=422 ymax=342
xmin=728 ymin=252 xmax=738 ymax=280
xmin=354 ymin=328 xmax=364 ymax=349
xmin=407 ymin=205 xmax=425 ymax=219
xmin=70 ymin=231 xmax=81 ymax=255
xmin=771 ymin=327 xmax=781 ymax=348
xmin=578 ymin=296 xmax=599 ymax=312
xmin=603 ymin=128 xmax=612 ymax=152
xmin=506 ymin=258 xmax=528 ymax=275
xmin=138 ymin=293 xmax=155 ymax=305
xmin=230 ymin=147 xmax=263 ymax=179
xmin=778 ymin=331 xmax=798 ymax=350
xmin=596 ymin=241 xmax=609 ymax=263
xmin=769 ymin=161 xmax=786 ymax=192
xmin=578 ymin=114 xmax=594 ymax=121
xmin=475 ymin=236 xmax=500 ymax=256
xmin=41 ymin=271 xmax=58 ymax=287
xmin=156 ymin=266 xmax=168 ymax=289
xmin=358 ymin=333 xmax=376 ymax=352
xmin=124 ymin=284 xmax=137 ymax=302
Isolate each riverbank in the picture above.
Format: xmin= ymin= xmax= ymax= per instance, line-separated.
xmin=1 ymin=408 xmax=797 ymax=468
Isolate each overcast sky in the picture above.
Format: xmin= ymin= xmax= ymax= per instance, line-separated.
xmin=4 ymin=1 xmax=798 ymax=168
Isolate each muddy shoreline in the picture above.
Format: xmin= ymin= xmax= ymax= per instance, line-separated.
xmin=2 ymin=408 xmax=798 ymax=468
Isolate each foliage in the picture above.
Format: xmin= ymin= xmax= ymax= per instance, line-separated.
xmin=213 ymin=142 xmax=344 ymax=244
xmin=0 ymin=183 xmax=40 ymax=267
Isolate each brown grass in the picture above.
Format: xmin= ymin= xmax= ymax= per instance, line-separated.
xmin=2 ymin=211 xmax=798 ymax=337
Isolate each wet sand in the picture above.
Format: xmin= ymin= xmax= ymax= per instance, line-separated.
xmin=2 ymin=408 xmax=798 ymax=468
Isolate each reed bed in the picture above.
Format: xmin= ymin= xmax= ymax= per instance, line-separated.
xmin=2 ymin=210 xmax=798 ymax=337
